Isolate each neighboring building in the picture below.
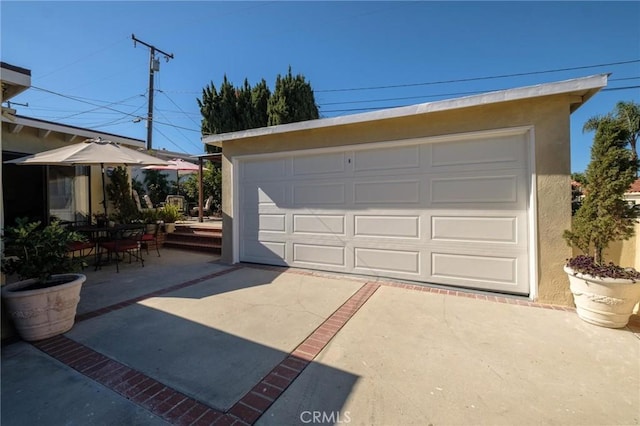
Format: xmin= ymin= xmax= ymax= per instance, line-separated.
xmin=204 ymin=74 xmax=607 ymax=306
xmin=625 ymin=178 xmax=640 ymax=205
xmin=1 ymin=62 xmax=146 ymax=226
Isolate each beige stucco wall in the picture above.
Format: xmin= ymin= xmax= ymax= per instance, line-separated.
xmin=573 ymin=222 xmax=640 ymax=270
xmin=218 ymin=94 xmax=576 ymax=305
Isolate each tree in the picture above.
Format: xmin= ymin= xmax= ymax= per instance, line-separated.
xmin=564 ymin=116 xmax=637 ymax=264
xmin=142 ymin=169 xmax=171 ymax=205
xmin=106 ymin=167 xmax=139 ymax=223
xmin=583 ymin=101 xmax=640 ymax=174
xmin=267 ymin=66 xmax=319 ymax=126
xmin=182 ymin=162 xmax=222 ymax=214
xmin=197 ymin=67 xmax=318 ymax=135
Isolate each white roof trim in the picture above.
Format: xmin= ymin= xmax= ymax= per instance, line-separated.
xmin=1 ymin=114 xmax=145 ymax=148
xmin=203 ymin=74 xmax=607 ymax=146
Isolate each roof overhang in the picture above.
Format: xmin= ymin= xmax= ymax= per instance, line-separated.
xmin=1 ymin=114 xmax=145 ymax=149
xmin=1 ymin=62 xmax=31 ymax=101
xmin=203 ymin=74 xmax=608 ymax=148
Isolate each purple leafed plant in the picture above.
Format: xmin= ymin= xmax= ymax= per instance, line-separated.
xmin=566 ymin=255 xmax=640 ymax=281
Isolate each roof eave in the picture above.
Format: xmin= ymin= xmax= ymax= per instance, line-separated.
xmin=202 ymin=74 xmax=608 ymax=147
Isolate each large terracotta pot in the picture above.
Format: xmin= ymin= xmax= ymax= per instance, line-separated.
xmin=565 ymin=266 xmax=640 ymax=328
xmin=1 ymin=274 xmax=86 ymax=341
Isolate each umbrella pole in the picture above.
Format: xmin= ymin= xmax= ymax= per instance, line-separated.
xmin=101 ymin=163 xmax=108 ymax=218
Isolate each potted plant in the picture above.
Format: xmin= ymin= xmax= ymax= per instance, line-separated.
xmin=563 ymin=106 xmax=640 ymax=328
xmin=1 ymin=218 xmax=88 ymax=341
xmin=159 ymin=203 xmax=181 ymax=233
xmin=141 ymin=208 xmax=161 ymax=233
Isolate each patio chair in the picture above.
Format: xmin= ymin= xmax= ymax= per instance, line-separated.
xmin=165 ymin=195 xmax=186 ymax=213
xmin=143 ymin=194 xmax=154 ymax=209
xmin=96 ymin=225 xmax=145 ymax=273
xmin=141 ymin=222 xmax=161 ymax=257
xmin=190 ymin=195 xmax=214 ymax=217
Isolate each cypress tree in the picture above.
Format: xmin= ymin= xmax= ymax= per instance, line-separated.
xmin=564 ymin=116 xmax=637 ymax=264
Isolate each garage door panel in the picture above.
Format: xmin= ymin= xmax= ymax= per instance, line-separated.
xmin=430 ymin=252 xmax=518 ymax=285
xmin=430 ymin=175 xmax=519 ymax=204
xmin=241 ymin=240 xmax=287 ymax=265
xmin=293 ymin=214 xmax=345 ymax=235
xmin=431 ymin=216 xmax=518 ymax=244
xmin=242 ymin=184 xmax=288 ymax=206
xmin=293 ymin=152 xmax=346 ymax=176
xmin=241 ymin=159 xmax=286 ymax=182
xmin=293 ymin=183 xmax=345 ymax=205
xmin=354 ymin=247 xmax=420 ymax=274
xmin=293 ymin=243 xmax=346 ymax=267
xmin=353 ymin=145 xmax=420 ymax=172
xmin=430 ymin=134 xmax=526 ymax=169
xmin=354 ymin=180 xmax=421 ymax=204
xmin=354 ymin=215 xmax=420 ymax=239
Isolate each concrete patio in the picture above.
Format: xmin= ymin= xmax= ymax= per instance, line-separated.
xmin=2 ymin=248 xmax=639 ymax=425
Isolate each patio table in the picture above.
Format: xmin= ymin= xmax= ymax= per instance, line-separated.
xmin=73 ymin=224 xmax=146 ymax=271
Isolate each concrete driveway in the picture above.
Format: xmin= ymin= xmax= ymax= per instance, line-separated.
xmin=2 ymin=248 xmax=639 ymax=425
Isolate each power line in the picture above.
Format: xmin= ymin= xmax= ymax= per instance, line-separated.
xmin=154 ymin=107 xmax=203 ymax=152
xmin=157 ymin=89 xmax=202 ymax=128
xmin=30 ymin=86 xmax=142 ymax=118
xmin=320 ymin=85 xmax=640 ymax=114
xmin=57 ymin=93 xmax=146 ymax=120
xmin=316 ymin=59 xmax=640 ymax=93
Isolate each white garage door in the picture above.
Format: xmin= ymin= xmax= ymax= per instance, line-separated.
xmin=237 ymin=129 xmax=532 ymax=295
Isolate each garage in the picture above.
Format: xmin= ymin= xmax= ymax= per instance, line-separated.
xmin=207 ymin=75 xmax=607 ymax=304
xmin=236 ymin=127 xmax=533 ymax=295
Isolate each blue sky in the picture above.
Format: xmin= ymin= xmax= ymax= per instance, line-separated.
xmin=2 ymin=1 xmax=639 ymax=172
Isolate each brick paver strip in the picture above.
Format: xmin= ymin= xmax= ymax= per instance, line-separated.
xmin=32 ymin=335 xmax=224 ymax=425
xmin=30 ymin=269 xmax=380 ymax=425
xmin=226 ymin=281 xmax=380 ymax=425
xmin=76 ymin=265 xmax=242 ymax=322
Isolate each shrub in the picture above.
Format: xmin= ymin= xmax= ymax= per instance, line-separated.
xmin=1 ymin=218 xmax=87 ymax=283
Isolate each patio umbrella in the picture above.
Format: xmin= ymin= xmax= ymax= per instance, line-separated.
xmin=5 ymin=137 xmax=168 ymax=217
xmin=141 ymin=158 xmax=207 ymax=194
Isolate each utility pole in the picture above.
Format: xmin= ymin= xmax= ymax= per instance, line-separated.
xmin=132 ymin=34 xmax=174 ymax=151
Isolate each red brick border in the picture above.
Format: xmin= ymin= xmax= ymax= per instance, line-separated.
xmin=32 ymin=275 xmax=380 ymax=425
xmin=32 ymin=335 xmax=233 ymax=425
xmin=76 ymin=266 xmax=243 ymax=322
xmin=226 ymin=282 xmax=380 ymax=424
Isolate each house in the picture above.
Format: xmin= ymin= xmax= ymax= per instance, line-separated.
xmin=203 ymin=74 xmax=609 ymax=306
xmin=1 ymin=62 xmax=146 ymax=226
xmin=625 ymin=178 xmax=640 ymax=205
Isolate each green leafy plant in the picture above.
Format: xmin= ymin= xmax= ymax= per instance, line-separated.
xmin=564 ymin=106 xmax=639 ymax=276
xmin=183 ymin=161 xmax=222 ymax=214
xmin=159 ymin=203 xmax=181 ymax=223
xmin=141 ymin=208 xmax=161 ymax=224
xmin=1 ymin=218 xmax=87 ymax=283
xmin=106 ymin=166 xmax=141 ymax=223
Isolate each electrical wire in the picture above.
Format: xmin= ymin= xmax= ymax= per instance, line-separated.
xmin=154 ymin=107 xmax=204 ymax=151
xmin=320 ymin=85 xmax=640 ymax=114
xmin=315 ymin=59 xmax=640 ymax=93
xmin=157 ymin=89 xmax=202 ymax=128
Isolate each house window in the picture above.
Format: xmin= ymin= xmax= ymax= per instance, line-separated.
xmin=48 ymin=166 xmax=90 ymax=223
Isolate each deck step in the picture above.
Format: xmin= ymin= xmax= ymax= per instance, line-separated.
xmin=164 ymin=226 xmax=222 ymax=254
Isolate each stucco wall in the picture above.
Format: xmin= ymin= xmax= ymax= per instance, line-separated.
xmin=219 ymin=94 xmax=576 ymax=305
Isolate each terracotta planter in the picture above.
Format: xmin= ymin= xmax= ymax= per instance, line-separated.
xmin=565 ymin=266 xmax=640 ymax=328
xmin=1 ymin=274 xmax=86 ymax=341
